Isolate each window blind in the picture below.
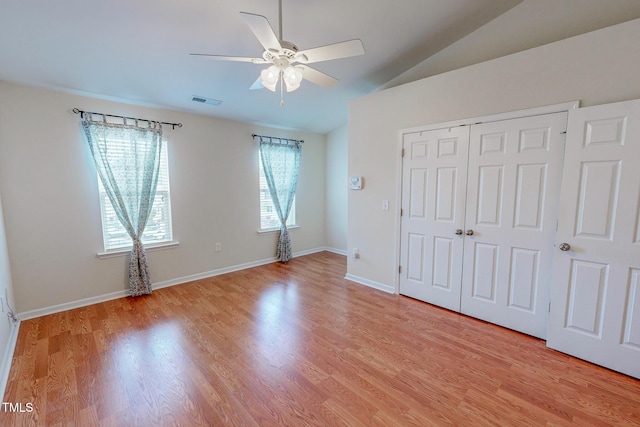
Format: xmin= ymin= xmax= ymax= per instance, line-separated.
xmin=259 ymin=152 xmax=295 ymax=230
xmin=98 ymin=142 xmax=173 ymax=250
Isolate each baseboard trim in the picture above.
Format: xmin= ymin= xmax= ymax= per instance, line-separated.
xmin=154 ymin=247 xmax=330 ymax=290
xmin=18 ymin=290 xmax=128 ymax=321
xmin=344 ymin=274 xmax=395 ymax=294
xmin=152 ymin=256 xmax=278 ymax=291
xmin=0 ymin=320 xmax=21 ymax=399
xmin=292 ymin=247 xmax=328 ymax=258
xmin=324 ymin=247 xmax=348 ymax=256
xmin=17 ymin=247 xmax=330 ymax=321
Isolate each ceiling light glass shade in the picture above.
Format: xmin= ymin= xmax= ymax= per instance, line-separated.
xmin=283 ymin=66 xmax=303 ymax=92
xmin=260 ymin=65 xmax=280 ymax=92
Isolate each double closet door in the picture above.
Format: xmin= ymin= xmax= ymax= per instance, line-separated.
xmin=399 ymin=112 xmax=567 ymax=339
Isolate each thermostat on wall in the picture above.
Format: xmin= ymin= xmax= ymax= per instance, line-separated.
xmin=350 ymin=176 xmax=363 ymax=190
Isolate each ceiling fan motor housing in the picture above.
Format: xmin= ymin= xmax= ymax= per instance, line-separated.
xmin=189 ymin=10 xmax=363 ymax=92
xmin=263 ymin=41 xmax=308 ymax=65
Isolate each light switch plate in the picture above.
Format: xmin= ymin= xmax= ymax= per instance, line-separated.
xmin=350 ymin=176 xmax=362 ymax=190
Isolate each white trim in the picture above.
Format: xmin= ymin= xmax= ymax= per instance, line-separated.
xmin=0 ymin=320 xmax=21 ymax=399
xmin=291 ymin=247 xmax=327 ymax=258
xmin=257 ymin=225 xmax=300 ymax=235
xmin=400 ymin=101 xmax=580 ymax=136
xmin=19 ymin=289 xmax=129 ymax=321
xmin=97 ymin=241 xmax=180 ymax=259
xmin=345 ymin=274 xmax=395 ymax=294
xmin=325 ymin=247 xmax=348 ymax=256
xmin=394 ymin=128 xmax=405 ymax=294
xmin=153 ymin=258 xmax=277 ymax=290
xmin=18 ymin=247 xmax=329 ymax=321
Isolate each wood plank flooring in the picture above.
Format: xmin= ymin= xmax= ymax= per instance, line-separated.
xmin=3 ymin=251 xmax=640 ymax=426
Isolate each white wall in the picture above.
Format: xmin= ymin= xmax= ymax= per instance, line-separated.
xmin=347 ymin=18 xmax=640 ymax=289
xmin=325 ymin=125 xmax=348 ymax=253
xmin=0 ymin=82 xmax=327 ymax=314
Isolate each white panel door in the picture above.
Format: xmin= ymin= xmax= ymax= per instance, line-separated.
xmin=399 ymin=127 xmax=470 ymax=311
xmin=461 ymin=113 xmax=567 ymax=338
xmin=547 ymin=99 xmax=640 ymax=378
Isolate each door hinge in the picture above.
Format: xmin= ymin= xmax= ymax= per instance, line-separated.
xmin=400 ymin=208 xmax=403 ymax=216
xmin=560 ymin=131 xmax=567 ymax=143
xmin=548 ymin=301 xmax=551 ymax=312
xmin=401 ymin=148 xmax=405 ymax=157
xmin=399 ymin=266 xmax=402 ymax=274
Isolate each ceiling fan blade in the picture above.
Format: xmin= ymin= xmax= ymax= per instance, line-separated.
xmin=240 ymin=12 xmax=282 ymax=53
xmin=298 ymin=65 xmax=338 ymax=88
xmin=295 ymin=39 xmax=365 ymax=64
xmin=249 ymin=76 xmax=264 ymax=90
xmin=190 ymin=53 xmax=267 ymax=64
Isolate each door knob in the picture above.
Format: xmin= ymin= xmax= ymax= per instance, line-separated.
xmin=465 ymin=229 xmax=474 ymax=236
xmin=559 ymin=243 xmax=571 ymax=251
xmin=455 ymin=229 xmax=463 ymax=235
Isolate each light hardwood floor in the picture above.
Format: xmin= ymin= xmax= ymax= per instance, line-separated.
xmin=3 ymin=251 xmax=640 ymax=426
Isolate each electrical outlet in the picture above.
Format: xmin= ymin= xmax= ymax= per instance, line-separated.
xmin=352 ymin=248 xmax=360 ymax=259
xmin=215 ymin=242 xmax=222 ymax=252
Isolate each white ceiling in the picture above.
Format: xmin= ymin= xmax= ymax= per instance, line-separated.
xmin=0 ymin=0 xmax=523 ymax=133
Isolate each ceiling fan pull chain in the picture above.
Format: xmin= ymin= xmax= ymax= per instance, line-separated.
xmin=280 ymin=73 xmax=285 ymax=107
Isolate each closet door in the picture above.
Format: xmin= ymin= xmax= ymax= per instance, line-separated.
xmin=399 ymin=127 xmax=470 ymax=311
xmin=460 ymin=113 xmax=567 ymax=339
xmin=547 ymin=99 xmax=640 ymax=379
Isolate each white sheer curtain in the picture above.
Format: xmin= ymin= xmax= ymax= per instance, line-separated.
xmin=81 ymin=114 xmax=163 ymax=296
xmin=259 ymin=138 xmax=301 ymax=262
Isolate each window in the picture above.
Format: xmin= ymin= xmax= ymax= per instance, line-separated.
xmin=98 ymin=141 xmax=173 ymax=250
xmin=259 ymin=151 xmax=295 ymax=230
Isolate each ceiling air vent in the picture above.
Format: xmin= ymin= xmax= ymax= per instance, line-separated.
xmin=192 ymin=96 xmax=222 ymax=106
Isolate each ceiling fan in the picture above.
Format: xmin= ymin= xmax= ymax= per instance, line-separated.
xmin=190 ymin=0 xmax=365 ymax=105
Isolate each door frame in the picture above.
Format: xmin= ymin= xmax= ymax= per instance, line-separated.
xmin=394 ymin=101 xmax=579 ymax=294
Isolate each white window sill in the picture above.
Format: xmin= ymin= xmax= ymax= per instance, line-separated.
xmin=257 ymin=225 xmax=299 ymax=235
xmin=97 ymin=241 xmax=180 ymax=259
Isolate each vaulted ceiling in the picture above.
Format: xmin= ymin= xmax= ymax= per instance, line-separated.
xmin=0 ymin=1 xmax=638 ymax=133
xmin=0 ymin=0 xmax=523 ymax=132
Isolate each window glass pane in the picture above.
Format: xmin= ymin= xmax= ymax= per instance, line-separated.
xmin=98 ymin=142 xmax=173 ymax=250
xmin=259 ymin=152 xmax=295 ymax=230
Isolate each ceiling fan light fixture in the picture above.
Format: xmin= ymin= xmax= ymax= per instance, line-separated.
xmin=260 ymin=65 xmax=280 ymax=91
xmin=283 ymin=65 xmax=303 ymax=92
xmin=190 ymin=3 xmax=364 ymax=104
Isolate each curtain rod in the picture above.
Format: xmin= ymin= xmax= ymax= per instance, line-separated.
xmin=73 ymin=108 xmax=183 ymax=129
xmin=251 ymin=133 xmax=304 ymax=144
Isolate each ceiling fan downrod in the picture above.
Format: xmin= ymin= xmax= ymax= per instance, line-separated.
xmin=189 ymin=0 xmax=365 ymax=105
xmin=278 ymin=0 xmax=283 ymax=41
